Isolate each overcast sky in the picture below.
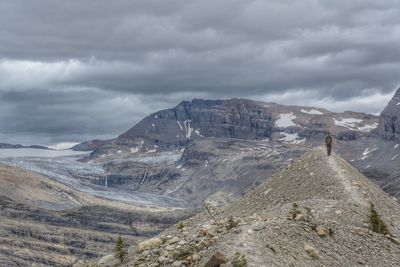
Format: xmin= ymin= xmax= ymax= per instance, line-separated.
xmin=1 ymin=0 xmax=399 ymax=145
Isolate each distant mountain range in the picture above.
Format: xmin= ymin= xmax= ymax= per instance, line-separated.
xmin=0 ymin=143 xmax=50 ymax=150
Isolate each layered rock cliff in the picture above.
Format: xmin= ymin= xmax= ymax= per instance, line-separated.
xmin=378 ymin=88 xmax=400 ymax=141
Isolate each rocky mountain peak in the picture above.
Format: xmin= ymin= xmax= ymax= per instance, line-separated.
xmin=96 ymin=98 xmax=378 ymax=156
xmin=378 ymin=87 xmax=400 ymax=141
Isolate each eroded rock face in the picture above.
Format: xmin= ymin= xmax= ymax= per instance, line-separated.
xmin=119 ymin=99 xmax=275 ymax=145
xmin=378 ymin=88 xmax=400 ymax=141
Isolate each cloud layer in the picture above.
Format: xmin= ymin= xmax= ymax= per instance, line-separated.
xmin=1 ymin=0 xmax=399 ymax=144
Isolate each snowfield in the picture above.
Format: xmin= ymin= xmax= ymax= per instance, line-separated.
xmin=279 ymin=132 xmax=306 ymax=144
xmin=333 ymin=118 xmax=377 ymax=132
xmin=300 ymin=109 xmax=323 ymax=115
xmin=276 ymin=113 xmax=297 ymax=127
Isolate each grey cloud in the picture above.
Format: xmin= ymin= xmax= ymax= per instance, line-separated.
xmin=0 ymin=0 xmax=399 ymax=144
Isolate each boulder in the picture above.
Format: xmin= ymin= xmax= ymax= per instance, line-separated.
xmin=304 ymin=243 xmax=320 ymax=259
xmin=204 ymin=252 xmax=229 ymax=267
xmin=138 ymin=237 xmax=163 ymax=251
xmin=316 ymin=225 xmax=326 ymax=237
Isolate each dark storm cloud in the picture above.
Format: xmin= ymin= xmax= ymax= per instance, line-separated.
xmin=0 ymin=0 xmax=399 ymax=144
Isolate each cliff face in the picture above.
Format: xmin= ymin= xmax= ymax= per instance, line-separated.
xmin=378 ymin=88 xmax=400 ymax=141
xmin=108 ymin=98 xmax=378 ymax=153
xmin=119 ymin=99 xmax=275 ymax=144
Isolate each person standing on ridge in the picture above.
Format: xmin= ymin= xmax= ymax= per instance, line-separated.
xmin=325 ymin=132 xmax=333 ymax=156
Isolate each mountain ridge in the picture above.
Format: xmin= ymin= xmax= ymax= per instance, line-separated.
xmin=0 ymin=142 xmax=50 ymax=150
xmin=89 ymin=148 xmax=400 ymax=267
xmin=74 ymin=98 xmax=378 ymax=157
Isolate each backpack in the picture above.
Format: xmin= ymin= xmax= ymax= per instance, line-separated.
xmin=325 ymin=135 xmax=332 ymax=145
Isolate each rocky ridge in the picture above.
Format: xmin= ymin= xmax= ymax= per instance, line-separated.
xmin=0 ymin=143 xmax=50 ymax=150
xmin=91 ymin=148 xmax=400 ymax=267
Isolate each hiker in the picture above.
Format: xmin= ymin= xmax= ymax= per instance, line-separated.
xmin=325 ymin=132 xmax=333 ymax=156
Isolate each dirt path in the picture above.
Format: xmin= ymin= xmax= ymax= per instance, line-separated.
xmin=328 ymin=154 xmax=364 ymax=206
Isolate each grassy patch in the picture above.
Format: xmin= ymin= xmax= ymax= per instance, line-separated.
xmin=288 ymin=203 xmax=301 ymax=220
xmin=369 ymin=202 xmax=390 ymax=235
xmin=225 ymin=216 xmax=239 ymax=230
xmin=231 ymin=252 xmax=247 ymax=267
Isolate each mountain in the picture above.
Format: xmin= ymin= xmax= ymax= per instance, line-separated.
xmin=70 ymin=98 xmax=381 ymax=206
xmin=0 ymin=143 xmax=50 ymax=149
xmin=89 ymin=148 xmax=400 ymax=267
xmin=378 ymin=87 xmax=400 ymax=141
xmin=336 ymin=88 xmax=400 ymax=199
xmin=76 ymin=99 xmax=378 ymax=156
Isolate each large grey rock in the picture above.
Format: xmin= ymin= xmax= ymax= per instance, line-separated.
xmin=378 ymin=87 xmax=400 ymax=141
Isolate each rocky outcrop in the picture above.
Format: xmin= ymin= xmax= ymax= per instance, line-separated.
xmin=119 ymin=99 xmax=275 ymax=146
xmin=378 ymin=88 xmax=400 ymax=141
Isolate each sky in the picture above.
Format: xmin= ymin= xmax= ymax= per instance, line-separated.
xmin=0 ymin=0 xmax=399 ymax=145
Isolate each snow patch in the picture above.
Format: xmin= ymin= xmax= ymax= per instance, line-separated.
xmin=152 ymin=123 xmax=155 ymax=127
xmin=177 ymin=121 xmax=183 ymax=131
xmin=147 ymin=149 xmax=156 ymax=153
xmin=130 ymin=147 xmax=139 ymax=153
xmin=276 ymin=113 xmax=297 ymax=127
xmin=397 ymin=102 xmax=400 ymax=105
xmin=48 ymin=142 xmax=80 ymax=150
xmin=334 ymin=118 xmax=362 ymax=128
xmin=392 ymin=154 xmax=399 ymax=160
xmin=357 ymin=123 xmax=378 ymax=132
xmin=154 ymin=115 xmax=158 ymax=119
xmin=117 ymin=150 xmax=122 ymax=154
xmin=362 ymin=147 xmax=378 ymax=156
xmin=395 ymin=144 xmax=399 ymax=149
xmin=359 ymin=147 xmax=378 ymax=160
xmin=334 ymin=118 xmax=377 ymax=132
xmin=279 ymin=132 xmax=305 ymax=144
xmin=301 ymin=109 xmax=323 ymax=115
xmin=184 ymin=120 xmax=193 ymax=140
xmin=194 ymin=129 xmax=204 ymax=137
